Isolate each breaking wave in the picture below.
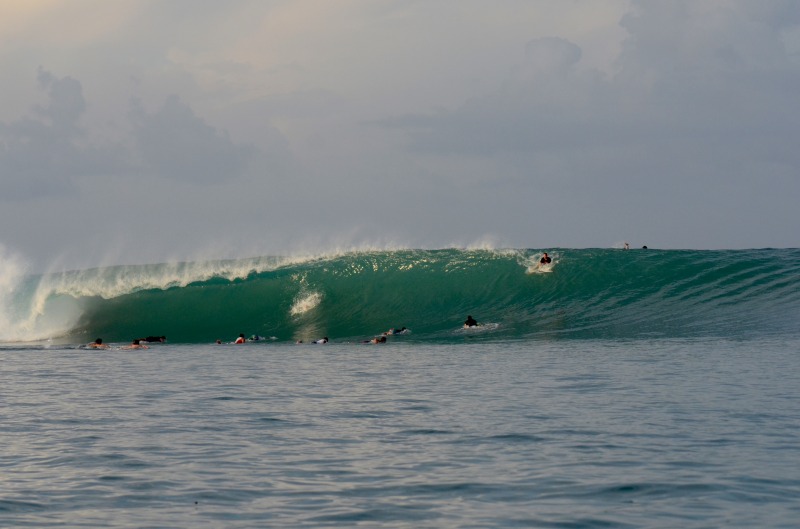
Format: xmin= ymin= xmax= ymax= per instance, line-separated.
xmin=2 ymin=248 xmax=799 ymax=344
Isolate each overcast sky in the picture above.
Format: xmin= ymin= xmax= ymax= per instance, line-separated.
xmin=2 ymin=0 xmax=800 ymax=270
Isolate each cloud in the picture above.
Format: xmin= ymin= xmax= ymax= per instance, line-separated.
xmin=0 ymin=68 xmax=129 ymax=201
xmin=524 ymin=36 xmax=582 ymax=73
xmin=34 ymin=69 xmax=86 ymax=133
xmin=128 ymin=94 xmax=255 ymax=183
xmin=377 ymin=0 xmax=800 ymax=172
xmin=1 ymin=67 xmax=269 ymax=202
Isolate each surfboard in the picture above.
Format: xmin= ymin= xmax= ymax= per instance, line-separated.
xmin=527 ymin=262 xmax=553 ymax=274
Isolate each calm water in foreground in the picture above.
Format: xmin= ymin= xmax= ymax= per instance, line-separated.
xmin=2 ymin=338 xmax=799 ymax=528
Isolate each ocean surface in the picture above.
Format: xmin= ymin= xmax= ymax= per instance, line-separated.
xmin=1 ymin=248 xmax=799 ymax=527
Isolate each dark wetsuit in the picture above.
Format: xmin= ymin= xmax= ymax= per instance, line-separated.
xmin=540 ymin=256 xmax=551 ymax=264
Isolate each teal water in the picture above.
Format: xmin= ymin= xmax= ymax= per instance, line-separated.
xmin=2 ymin=248 xmax=799 ymax=344
xmin=1 ymin=338 xmax=799 ymax=528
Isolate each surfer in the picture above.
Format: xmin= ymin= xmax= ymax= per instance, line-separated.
xmin=87 ymin=338 xmax=109 ymax=349
xmin=313 ymin=337 xmax=329 ymax=344
xmin=234 ymin=333 xmax=246 ymax=344
xmin=122 ymin=339 xmax=149 ymax=350
xmin=383 ymin=326 xmax=407 ymax=336
xmin=141 ymin=335 xmax=166 ymax=343
xmin=464 ymin=315 xmax=479 ymax=328
xmin=540 ymin=252 xmax=552 ymax=264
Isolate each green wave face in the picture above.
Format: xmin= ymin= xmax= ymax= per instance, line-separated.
xmin=5 ymin=248 xmax=800 ymax=343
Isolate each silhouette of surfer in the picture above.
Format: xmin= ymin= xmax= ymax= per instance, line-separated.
xmin=464 ymin=315 xmax=479 ymax=328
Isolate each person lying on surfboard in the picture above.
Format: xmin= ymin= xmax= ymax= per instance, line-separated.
xmin=122 ymin=339 xmax=149 ymax=350
xmin=464 ymin=315 xmax=479 ymax=328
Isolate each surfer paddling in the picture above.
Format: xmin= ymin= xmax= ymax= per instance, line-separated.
xmin=464 ymin=315 xmax=479 ymax=328
xmin=122 ymin=339 xmax=149 ymax=350
xmin=87 ymin=338 xmax=109 ymax=349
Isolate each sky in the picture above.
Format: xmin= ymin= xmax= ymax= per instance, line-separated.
xmin=1 ymin=0 xmax=800 ymax=271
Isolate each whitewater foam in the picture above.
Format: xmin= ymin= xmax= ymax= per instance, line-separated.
xmin=291 ymin=291 xmax=323 ymax=316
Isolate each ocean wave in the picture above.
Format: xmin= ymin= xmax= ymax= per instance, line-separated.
xmin=2 ymin=248 xmax=799 ymax=343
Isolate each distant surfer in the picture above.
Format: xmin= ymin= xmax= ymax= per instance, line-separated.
xmin=383 ymin=326 xmax=408 ymax=336
xmin=122 ymin=339 xmax=149 ymax=350
xmin=141 ymin=335 xmax=166 ymax=343
xmin=540 ymin=252 xmax=552 ymax=265
xmin=624 ymin=242 xmax=630 ymax=250
xmin=313 ymin=337 xmax=329 ymax=344
xmin=235 ymin=333 xmax=246 ymax=344
xmin=87 ymin=338 xmax=109 ymax=349
xmin=464 ymin=315 xmax=479 ymax=328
